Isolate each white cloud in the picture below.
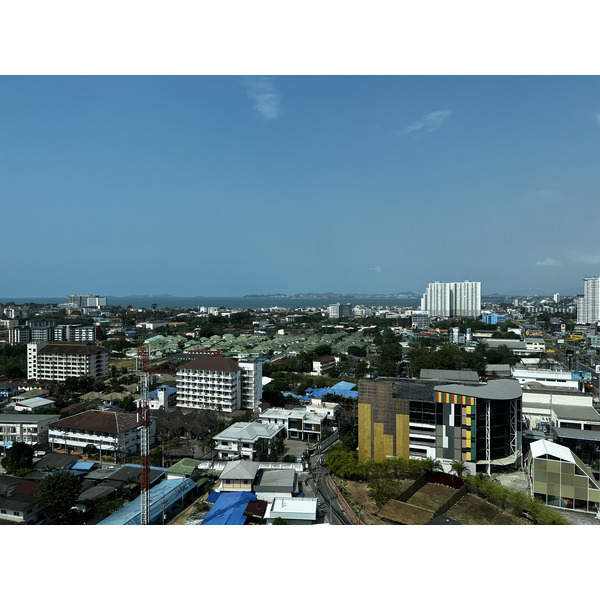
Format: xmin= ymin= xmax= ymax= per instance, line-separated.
xmin=245 ymin=76 xmax=283 ymax=120
xmin=535 ymin=258 xmax=562 ymax=267
xmin=400 ymin=110 xmax=452 ymax=136
xmin=370 ymin=266 xmax=382 ymax=273
xmin=569 ymin=251 xmax=600 ymax=265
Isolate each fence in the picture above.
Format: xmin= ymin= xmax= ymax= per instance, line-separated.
xmin=328 ymin=474 xmax=360 ymax=524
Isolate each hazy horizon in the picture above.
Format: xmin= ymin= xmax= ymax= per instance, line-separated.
xmin=2 ymin=76 xmax=599 ymax=299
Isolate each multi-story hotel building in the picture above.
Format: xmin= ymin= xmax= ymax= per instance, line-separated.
xmin=66 ymin=294 xmax=108 ymax=308
xmin=420 ymin=280 xmax=481 ymax=319
xmin=176 ymin=355 xmax=243 ymax=412
xmin=27 ymin=342 xmax=109 ymax=382
xmin=238 ymin=358 xmax=263 ymax=410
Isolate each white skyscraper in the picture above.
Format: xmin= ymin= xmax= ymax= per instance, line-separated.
xmin=577 ymin=277 xmax=600 ymax=324
xmin=421 ymin=280 xmax=481 ymax=318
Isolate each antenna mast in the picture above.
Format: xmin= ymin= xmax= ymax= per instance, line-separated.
xmin=138 ymin=344 xmax=151 ymax=525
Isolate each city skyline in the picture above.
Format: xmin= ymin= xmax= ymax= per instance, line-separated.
xmin=2 ymin=75 xmax=600 ymax=298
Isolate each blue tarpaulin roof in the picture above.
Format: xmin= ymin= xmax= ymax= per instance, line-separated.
xmin=206 ymin=491 xmax=221 ymax=504
xmin=329 ymin=381 xmax=357 ymax=391
xmin=305 ymin=387 xmax=358 ymax=400
xmin=201 ymin=491 xmax=256 ymax=526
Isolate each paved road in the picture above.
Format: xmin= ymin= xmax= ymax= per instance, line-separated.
xmin=303 ymin=449 xmax=353 ymax=525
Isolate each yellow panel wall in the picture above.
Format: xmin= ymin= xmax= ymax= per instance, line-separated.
xmin=358 ymin=403 xmax=372 ymax=462
xmin=396 ymin=413 xmax=410 ymax=459
xmin=373 ymin=422 xmax=394 ymax=461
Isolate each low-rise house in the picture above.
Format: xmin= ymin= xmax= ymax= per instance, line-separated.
xmin=0 ymin=475 xmax=21 ymax=498
xmin=213 ymin=421 xmax=284 ymax=461
xmin=13 ymin=397 xmax=56 ymax=413
xmin=264 ymin=497 xmax=318 ymax=525
xmin=0 ymin=414 xmax=60 ymax=453
xmin=0 ymin=493 xmax=42 ymax=524
xmin=258 ymin=406 xmax=330 ymax=443
xmin=201 ymin=491 xmax=259 ymax=525
xmin=217 ymin=460 xmax=259 ymax=492
xmin=0 ymin=382 xmax=20 ymax=404
xmin=253 ymin=469 xmax=298 ymax=502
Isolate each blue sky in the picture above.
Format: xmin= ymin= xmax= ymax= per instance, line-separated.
xmin=2 ymin=75 xmax=600 ymax=298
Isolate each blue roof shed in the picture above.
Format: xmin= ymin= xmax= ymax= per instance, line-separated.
xmin=201 ymin=491 xmax=256 ymax=526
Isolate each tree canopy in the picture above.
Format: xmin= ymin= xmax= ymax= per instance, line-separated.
xmin=1 ymin=441 xmax=34 ymax=475
xmin=35 ymin=470 xmax=82 ymax=524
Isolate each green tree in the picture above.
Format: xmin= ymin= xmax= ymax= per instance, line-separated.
xmin=420 ymin=457 xmax=443 ymax=474
xmin=84 ymin=444 xmax=98 ymax=457
xmin=119 ymin=395 xmax=137 ymax=412
xmin=35 ymin=471 xmax=82 ymax=524
xmin=450 ymin=459 xmax=468 ymax=480
xmin=1 ymin=441 xmax=34 ymax=474
xmin=273 ymin=517 xmax=289 ymax=524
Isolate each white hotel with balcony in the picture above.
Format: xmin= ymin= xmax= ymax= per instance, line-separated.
xmin=176 ymin=355 xmax=262 ymax=413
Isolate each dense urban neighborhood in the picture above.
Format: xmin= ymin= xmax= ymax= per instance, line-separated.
xmin=1 ymin=283 xmax=600 ymax=526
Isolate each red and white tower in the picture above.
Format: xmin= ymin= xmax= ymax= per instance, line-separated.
xmin=137 ymin=345 xmax=151 ymax=525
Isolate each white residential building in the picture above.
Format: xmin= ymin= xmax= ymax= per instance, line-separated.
xmin=213 ymin=421 xmax=284 ymax=460
xmin=0 ymin=414 xmax=60 ymax=452
xmin=66 ymin=294 xmax=108 ymax=308
xmin=27 ymin=342 xmax=109 ymax=382
xmin=421 ymin=280 xmax=481 ymax=318
xmin=265 ymin=497 xmax=318 ymax=525
xmin=135 ymin=385 xmax=177 ymax=411
xmin=53 ymin=324 xmax=97 ymax=342
xmin=48 ymin=410 xmax=155 ymax=459
xmin=238 ymin=359 xmax=263 ymax=410
xmin=176 ymin=355 xmax=243 ymax=412
xmin=329 ymin=303 xmax=353 ymax=319
xmin=258 ymin=406 xmax=330 ymax=443
xmin=577 ymin=277 xmax=600 ymax=324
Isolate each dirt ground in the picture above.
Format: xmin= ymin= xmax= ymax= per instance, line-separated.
xmin=342 ymin=481 xmax=386 ymax=524
xmin=446 ymin=493 xmax=526 ymax=525
xmin=407 ymin=483 xmax=459 ymax=513
xmin=342 ymin=481 xmax=529 ymax=525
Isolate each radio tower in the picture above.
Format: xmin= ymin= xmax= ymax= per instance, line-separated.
xmin=137 ymin=345 xmax=151 ymax=525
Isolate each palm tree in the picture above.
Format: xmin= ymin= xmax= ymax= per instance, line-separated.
xmin=421 ymin=457 xmax=443 ymax=474
xmin=450 ymin=459 xmax=468 ymax=480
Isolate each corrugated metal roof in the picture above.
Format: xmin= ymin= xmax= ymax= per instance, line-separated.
xmin=97 ymin=477 xmax=196 ymax=525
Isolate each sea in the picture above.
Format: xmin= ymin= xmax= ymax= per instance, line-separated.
xmin=0 ymin=295 xmax=510 ymax=310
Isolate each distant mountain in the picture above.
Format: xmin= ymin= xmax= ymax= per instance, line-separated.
xmin=111 ymin=294 xmax=175 ymax=299
xmin=244 ymin=292 xmax=420 ymax=299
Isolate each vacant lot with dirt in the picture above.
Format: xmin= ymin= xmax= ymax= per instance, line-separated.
xmin=342 ymin=480 xmax=529 ymax=525
xmin=446 ymin=493 xmax=526 ymax=525
xmin=407 ymin=483 xmax=459 ymax=513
